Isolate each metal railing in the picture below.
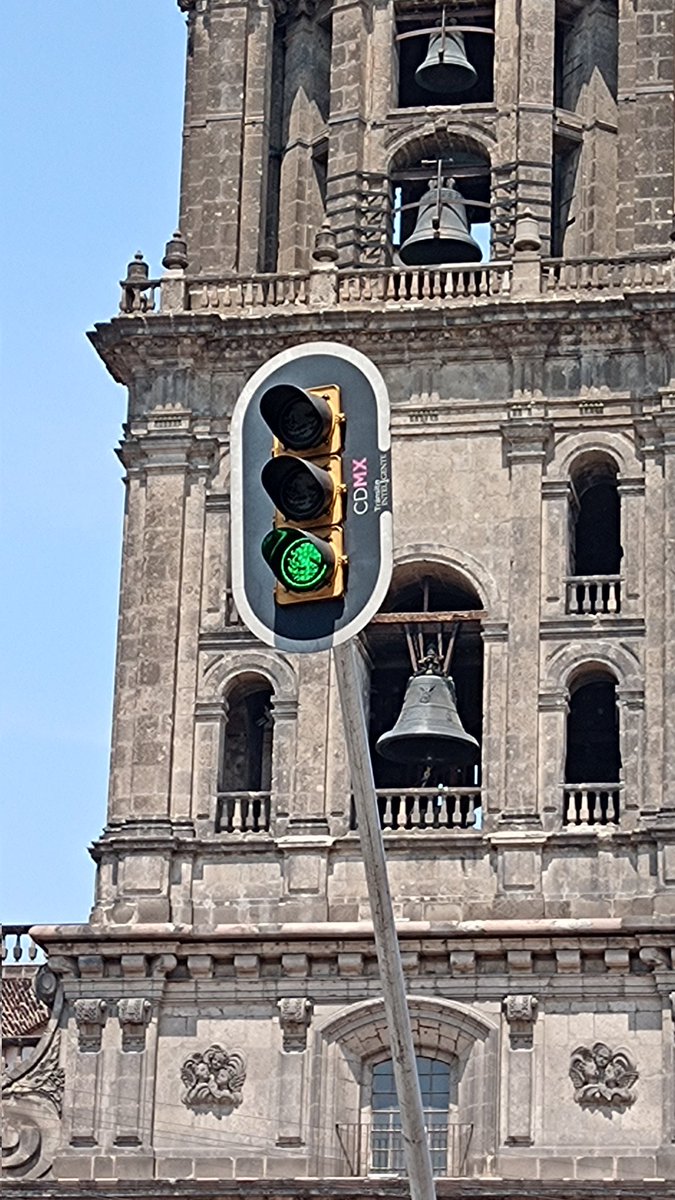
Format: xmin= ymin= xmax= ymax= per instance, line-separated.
xmin=351 ymin=788 xmax=481 ymax=832
xmin=337 ymin=1119 xmax=472 ymax=1178
xmin=566 ymin=575 xmax=621 ymax=615
xmin=563 ymin=784 xmax=622 ymax=827
xmin=215 ymin=791 xmax=271 ymax=834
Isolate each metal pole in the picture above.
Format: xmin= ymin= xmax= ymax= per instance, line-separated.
xmin=333 ymin=639 xmax=437 ymax=1200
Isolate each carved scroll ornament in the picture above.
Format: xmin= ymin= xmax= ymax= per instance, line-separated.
xmin=181 ymin=1044 xmax=247 ymax=1114
xmin=118 ymin=997 xmax=152 ymax=1052
xmin=73 ymin=998 xmax=107 ymax=1052
xmin=569 ymin=1042 xmax=638 ymax=1109
xmin=278 ymin=997 xmax=313 ymax=1052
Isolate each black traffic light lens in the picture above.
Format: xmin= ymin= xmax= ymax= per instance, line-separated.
xmin=262 ymin=528 xmax=335 ymax=592
xmin=279 ymin=464 xmax=326 ymax=520
xmin=260 ymin=384 xmax=332 ymax=450
xmin=261 ymin=456 xmax=334 ymax=522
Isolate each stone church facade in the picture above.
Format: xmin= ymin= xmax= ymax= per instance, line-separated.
xmin=4 ymin=0 xmax=675 ymax=1195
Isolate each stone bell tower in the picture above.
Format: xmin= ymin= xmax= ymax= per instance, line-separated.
xmin=6 ymin=0 xmax=675 ymax=1194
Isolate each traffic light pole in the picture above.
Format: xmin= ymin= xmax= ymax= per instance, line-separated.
xmin=333 ymin=639 xmax=437 ymax=1200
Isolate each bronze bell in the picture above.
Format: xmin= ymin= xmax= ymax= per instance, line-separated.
xmin=399 ymin=178 xmax=482 ymax=266
xmin=415 ymin=29 xmax=478 ymax=94
xmin=376 ymin=666 xmax=480 ymax=768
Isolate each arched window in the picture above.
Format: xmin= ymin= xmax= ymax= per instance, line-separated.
xmin=564 ymin=668 xmax=621 ymax=826
xmin=361 ymin=564 xmax=484 ymax=831
xmin=216 ymin=674 xmax=274 ymax=833
xmin=568 ymin=453 xmax=622 ymax=614
xmin=368 ymin=1055 xmax=458 ymax=1176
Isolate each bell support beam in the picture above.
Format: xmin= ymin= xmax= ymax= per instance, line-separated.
xmin=333 ymin=639 xmax=436 ymax=1200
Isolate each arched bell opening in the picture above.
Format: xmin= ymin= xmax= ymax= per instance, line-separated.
xmin=360 ymin=565 xmax=485 ymax=832
xmin=390 ymin=142 xmax=491 ymax=267
xmin=216 ymin=673 xmax=274 ymax=833
xmin=567 ymin=452 xmax=622 ymax=615
xmin=395 ymin=4 xmax=495 ymax=109
xmin=563 ymin=667 xmax=622 ymax=826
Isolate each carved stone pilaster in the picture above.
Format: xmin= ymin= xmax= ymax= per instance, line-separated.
xmin=118 ymin=998 xmax=152 ymax=1053
xmin=277 ymin=997 xmax=313 ymax=1052
xmin=503 ymin=993 xmax=539 ymax=1049
xmin=73 ymin=999 xmax=107 ymax=1053
xmin=503 ymin=993 xmax=538 ymax=1147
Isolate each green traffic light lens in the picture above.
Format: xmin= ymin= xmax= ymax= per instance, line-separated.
xmin=281 ymin=540 xmax=328 ymax=589
xmin=262 ymin=528 xmax=335 ymax=593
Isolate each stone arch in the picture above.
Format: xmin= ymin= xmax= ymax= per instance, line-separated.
xmin=312 ymin=996 xmax=498 ymax=1178
xmin=542 ymin=642 xmax=642 ymax=694
xmin=392 ymin=543 xmax=502 ymax=615
xmin=202 ymin=649 xmax=297 ymax=703
xmin=386 ymin=122 xmax=497 ymax=169
xmin=548 ymin=430 xmax=639 ymax=482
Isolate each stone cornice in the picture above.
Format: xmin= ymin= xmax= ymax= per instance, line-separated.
xmin=88 ymin=293 xmax=675 ymax=388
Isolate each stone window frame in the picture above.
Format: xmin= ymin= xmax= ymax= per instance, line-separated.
xmin=194 ymin=650 xmax=298 ymax=835
xmin=312 ymin=995 xmax=499 ymax=1178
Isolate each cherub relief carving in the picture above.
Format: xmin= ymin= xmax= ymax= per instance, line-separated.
xmin=569 ymin=1042 xmax=638 ymax=1109
xmin=180 ymin=1044 xmax=247 ymax=1115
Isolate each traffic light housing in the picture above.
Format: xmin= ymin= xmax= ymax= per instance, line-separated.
xmin=231 ymin=342 xmax=392 ymax=653
xmin=259 ymin=383 xmax=346 ymax=603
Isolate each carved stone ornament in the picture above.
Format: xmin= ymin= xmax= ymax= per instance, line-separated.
xmin=118 ymin=998 xmax=152 ymax=1052
xmin=181 ymin=1045 xmax=247 ymax=1115
xmin=569 ymin=1043 xmax=638 ymax=1109
xmin=503 ymin=994 xmax=538 ymax=1048
xmin=278 ymin=997 xmax=313 ymax=1052
xmin=73 ymin=998 xmax=108 ymax=1052
xmin=2 ymin=1031 xmax=65 ymax=1115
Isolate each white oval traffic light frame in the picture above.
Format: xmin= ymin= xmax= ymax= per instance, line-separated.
xmin=231 ymin=342 xmax=393 ymax=653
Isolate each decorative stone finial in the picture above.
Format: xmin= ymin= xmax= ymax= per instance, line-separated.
xmin=513 ymin=211 xmax=542 ymax=254
xmin=125 ymin=252 xmax=149 ymax=283
xmin=162 ymin=230 xmax=188 ymax=271
xmin=312 ymin=220 xmax=339 ymax=264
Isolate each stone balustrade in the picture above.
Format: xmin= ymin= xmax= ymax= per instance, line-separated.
xmin=118 ymin=251 xmax=674 ymax=316
xmin=563 ymin=784 xmax=622 ymax=827
xmin=1 ymin=925 xmax=39 ymax=963
xmin=216 ymin=791 xmax=272 ymax=834
xmin=351 ymin=788 xmax=482 ymax=833
xmin=566 ymin=575 xmax=622 ymax=615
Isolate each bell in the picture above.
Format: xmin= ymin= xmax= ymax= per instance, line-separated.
xmin=399 ymin=178 xmax=482 ymax=266
xmin=376 ymin=669 xmax=479 ymax=768
xmin=415 ymin=29 xmax=478 ymax=95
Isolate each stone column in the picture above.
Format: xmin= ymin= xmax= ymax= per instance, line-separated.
xmin=201 ymin=493 xmax=230 ymax=632
xmin=112 ymin=999 xmax=153 ymax=1152
xmin=616 ymin=687 xmax=644 ymax=830
xmin=178 ymin=1 xmax=251 ymax=274
xmin=515 ymin=0 xmax=556 ymax=249
xmin=170 ymin=449 xmax=216 ymax=825
xmin=499 ymin=419 xmax=553 ymax=824
xmin=617 ymin=477 xmax=645 ymax=617
xmin=480 ymin=622 xmax=508 ymax=829
xmin=270 ymin=696 xmax=299 ymax=837
xmin=326 ymin=0 xmax=368 ymax=265
xmin=287 ymin=653 xmax=332 ymax=834
xmin=277 ymin=5 xmax=331 ymax=270
xmin=541 ymin=481 xmax=571 ymax=619
xmin=64 ymin=1000 xmax=108 ymax=1149
xmin=276 ymin=998 xmax=313 ymax=1148
xmin=538 ymin=690 xmax=568 ymax=833
xmin=238 ymin=0 xmax=275 ymax=274
xmin=502 ymin=994 xmax=538 ymax=1146
xmin=192 ymin=701 xmax=226 ymax=835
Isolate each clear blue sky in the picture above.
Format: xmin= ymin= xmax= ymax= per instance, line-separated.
xmin=1 ymin=3 xmax=186 ymax=925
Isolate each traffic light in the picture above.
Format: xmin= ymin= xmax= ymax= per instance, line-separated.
xmin=231 ymin=342 xmax=393 ymax=653
xmin=259 ymin=383 xmax=346 ymax=603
